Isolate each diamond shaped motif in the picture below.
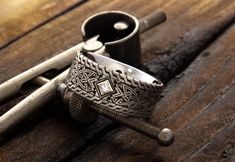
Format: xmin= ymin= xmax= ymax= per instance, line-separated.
xmin=96 ymin=80 xmax=114 ymax=96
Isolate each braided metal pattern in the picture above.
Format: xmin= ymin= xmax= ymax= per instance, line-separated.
xmin=66 ymin=53 xmax=163 ymax=117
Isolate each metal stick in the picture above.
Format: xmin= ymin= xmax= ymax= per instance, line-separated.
xmin=139 ymin=10 xmax=166 ymax=33
xmin=31 ymin=76 xmax=50 ymax=86
xmin=0 ymin=10 xmax=168 ymax=138
xmin=92 ymin=104 xmax=174 ymax=146
xmin=0 ymin=44 xmax=83 ymax=103
xmin=0 ymin=10 xmax=166 ymax=104
xmin=0 ymin=69 xmax=69 ymax=135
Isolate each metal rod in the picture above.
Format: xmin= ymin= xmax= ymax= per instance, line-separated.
xmin=7 ymin=75 xmax=174 ymax=146
xmin=91 ymin=104 xmax=174 ymax=146
xmin=0 ymin=69 xmax=69 ymax=136
xmin=31 ymin=76 xmax=50 ymax=86
xmin=0 ymin=10 xmax=166 ymax=104
xmin=0 ymin=43 xmax=83 ymax=103
xmin=139 ymin=10 xmax=166 ymax=33
xmin=0 ymin=10 xmax=168 ymax=137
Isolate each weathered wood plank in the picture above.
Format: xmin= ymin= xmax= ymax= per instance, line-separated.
xmin=1 ymin=0 xmax=235 ymax=161
xmin=0 ymin=0 xmax=85 ymax=49
xmin=189 ymin=120 xmax=235 ymax=162
xmin=73 ymin=19 xmax=235 ymax=162
xmin=144 ymin=1 xmax=235 ymax=83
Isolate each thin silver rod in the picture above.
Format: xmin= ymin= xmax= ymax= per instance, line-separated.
xmin=0 ymin=69 xmax=69 ymax=136
xmin=0 ymin=10 xmax=167 ymax=135
xmin=0 ymin=43 xmax=83 ymax=103
xmin=31 ymin=76 xmax=50 ymax=86
xmin=139 ymin=10 xmax=166 ymax=33
xmin=0 ymin=10 xmax=166 ymax=103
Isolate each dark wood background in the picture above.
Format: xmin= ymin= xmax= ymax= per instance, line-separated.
xmin=0 ymin=0 xmax=235 ymax=161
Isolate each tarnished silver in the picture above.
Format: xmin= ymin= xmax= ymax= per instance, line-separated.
xmin=139 ymin=10 xmax=166 ymax=33
xmin=0 ymin=69 xmax=69 ymax=135
xmin=90 ymin=102 xmax=174 ymax=146
xmin=67 ymin=52 xmax=163 ymax=117
xmin=81 ymin=11 xmax=142 ymax=67
xmin=68 ymin=92 xmax=174 ymax=146
xmin=0 ymin=43 xmax=83 ymax=103
xmin=0 ymin=10 xmax=166 ymax=103
xmin=68 ymin=92 xmax=98 ymax=124
xmin=82 ymin=10 xmax=166 ymax=68
xmin=157 ymin=128 xmax=174 ymax=146
xmin=0 ymin=10 xmax=174 ymax=146
xmin=82 ymin=35 xmax=103 ymax=52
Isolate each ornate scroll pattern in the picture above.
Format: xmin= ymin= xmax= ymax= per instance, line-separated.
xmin=67 ymin=53 xmax=162 ymax=118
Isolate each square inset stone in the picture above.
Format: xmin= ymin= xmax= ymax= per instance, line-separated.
xmin=97 ymin=80 xmax=113 ymax=96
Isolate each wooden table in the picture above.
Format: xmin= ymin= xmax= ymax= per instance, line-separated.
xmin=0 ymin=0 xmax=235 ymax=161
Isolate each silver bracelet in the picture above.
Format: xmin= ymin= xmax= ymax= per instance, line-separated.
xmin=66 ymin=52 xmax=163 ymax=118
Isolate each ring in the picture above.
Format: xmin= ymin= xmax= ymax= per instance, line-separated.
xmin=66 ymin=51 xmax=163 ymax=118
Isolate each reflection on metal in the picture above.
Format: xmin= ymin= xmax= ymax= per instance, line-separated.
xmin=114 ymin=21 xmax=129 ymax=31
xmin=67 ymin=52 xmax=163 ymax=118
xmin=0 ymin=10 xmax=174 ymax=146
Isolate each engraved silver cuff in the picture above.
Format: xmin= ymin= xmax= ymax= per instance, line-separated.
xmin=66 ymin=52 xmax=163 ymax=118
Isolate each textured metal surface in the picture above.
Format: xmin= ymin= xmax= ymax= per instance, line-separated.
xmin=69 ymin=93 xmax=174 ymax=146
xmin=1 ymin=0 xmax=235 ymax=161
xmin=72 ymin=3 xmax=235 ymax=160
xmin=139 ymin=10 xmax=166 ymax=33
xmin=90 ymin=102 xmax=174 ymax=146
xmin=67 ymin=53 xmax=162 ymax=117
xmin=69 ymin=91 xmax=98 ymax=124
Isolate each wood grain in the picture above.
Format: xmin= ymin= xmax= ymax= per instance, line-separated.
xmin=0 ymin=0 xmax=85 ymax=49
xmin=0 ymin=0 xmax=235 ymax=161
xmin=73 ymin=19 xmax=235 ymax=162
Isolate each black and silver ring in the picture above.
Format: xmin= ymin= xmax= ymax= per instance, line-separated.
xmin=66 ymin=52 xmax=163 ymax=118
